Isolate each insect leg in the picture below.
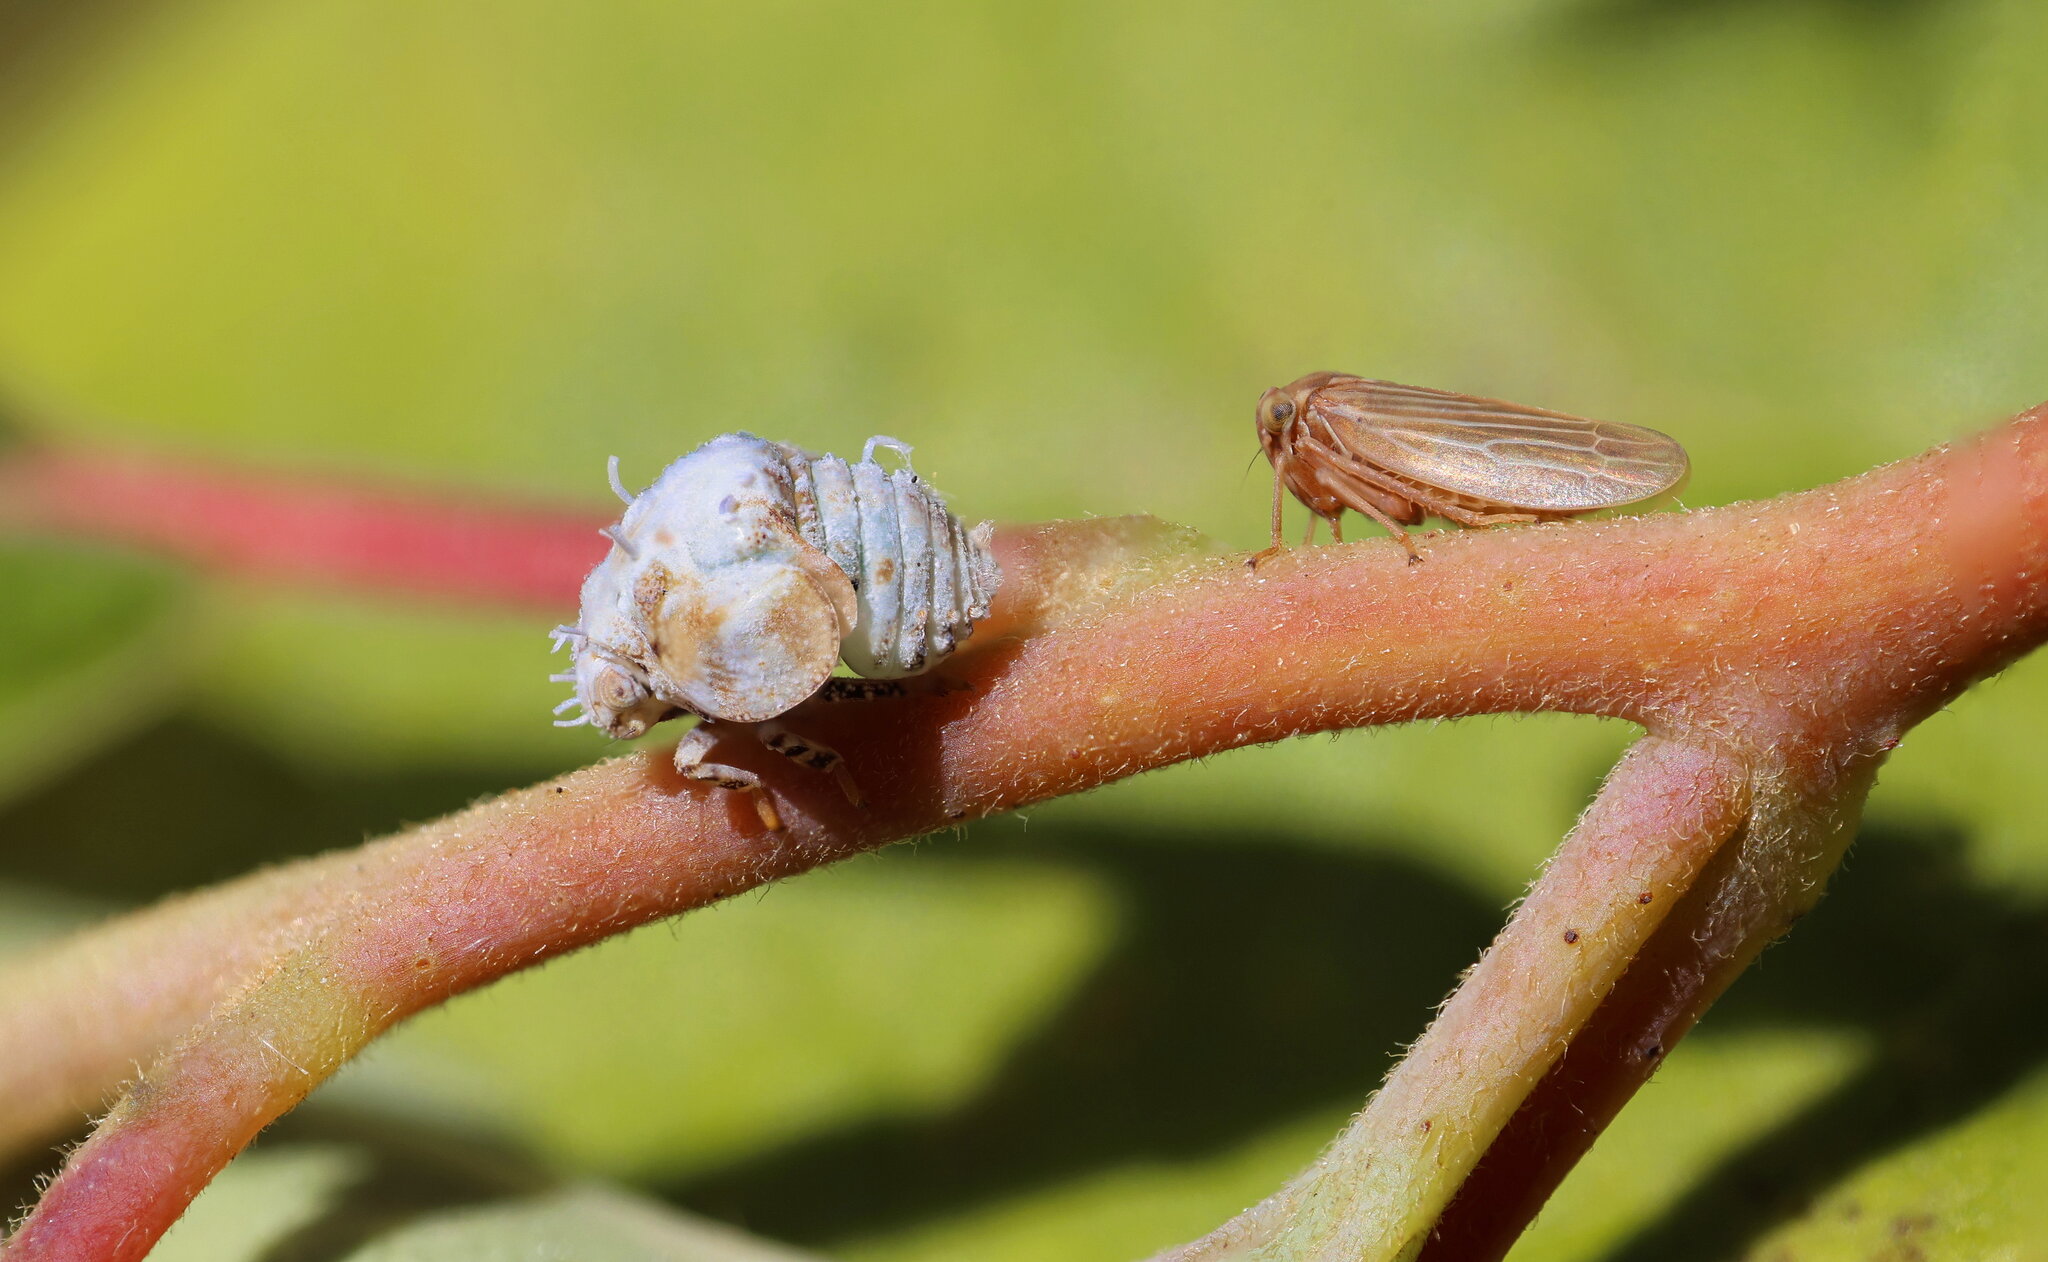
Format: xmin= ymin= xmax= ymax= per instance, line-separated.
xmin=673 ymin=725 xmax=781 ymax=830
xmin=817 ymin=673 xmax=970 ymax=703
xmin=1270 ymin=465 xmax=1286 ymax=548
xmin=814 ymin=677 xmax=910 ymax=703
xmin=1316 ymin=463 xmax=1425 ymax=561
xmin=1247 ymin=466 xmax=1290 ymax=569
xmin=758 ymin=720 xmax=866 ymax=808
xmin=1338 ymin=493 xmax=1421 ymax=562
xmin=1430 ymin=503 xmax=1544 ymax=528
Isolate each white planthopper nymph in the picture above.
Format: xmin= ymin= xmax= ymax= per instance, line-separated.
xmin=551 ymin=432 xmax=1000 ymax=828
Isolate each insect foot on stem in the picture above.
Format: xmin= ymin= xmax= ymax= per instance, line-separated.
xmin=673 ymin=723 xmax=782 ymax=830
xmin=759 ymin=720 xmax=866 ymax=809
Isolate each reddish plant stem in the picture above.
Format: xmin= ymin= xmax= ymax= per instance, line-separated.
xmin=1156 ymin=735 xmax=1753 ymax=1261
xmin=0 ymin=850 xmax=373 ymax=1154
xmin=3 ymin=407 xmax=2047 ymax=1260
xmin=1405 ymin=415 xmax=2048 ymax=1257
xmin=1418 ymin=757 xmax=1874 ymax=1261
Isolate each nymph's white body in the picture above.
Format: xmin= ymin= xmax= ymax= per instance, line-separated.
xmin=552 ymin=433 xmax=998 ymax=824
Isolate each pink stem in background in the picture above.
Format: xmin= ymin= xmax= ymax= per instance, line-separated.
xmin=1 ymin=406 xmax=2045 ymax=1260
xmin=0 ymin=443 xmax=606 ymax=608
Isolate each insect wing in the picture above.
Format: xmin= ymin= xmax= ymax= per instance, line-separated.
xmin=1308 ymin=379 xmax=1688 ymax=513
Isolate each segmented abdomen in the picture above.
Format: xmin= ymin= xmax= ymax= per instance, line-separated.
xmin=780 ymin=441 xmax=999 ymax=679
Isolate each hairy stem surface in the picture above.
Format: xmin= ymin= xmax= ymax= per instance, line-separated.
xmin=3 ymin=406 xmax=2046 ymax=1260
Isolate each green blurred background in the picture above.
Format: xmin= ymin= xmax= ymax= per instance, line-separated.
xmin=4 ymin=1 xmax=2048 ymax=1258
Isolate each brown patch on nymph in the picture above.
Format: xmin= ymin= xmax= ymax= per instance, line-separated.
xmin=646 ymin=564 xmax=729 ymax=693
xmin=641 ymin=545 xmax=845 ymax=724
xmin=754 ymin=572 xmax=840 ymax=667
xmin=632 ymin=564 xmax=669 ymax=618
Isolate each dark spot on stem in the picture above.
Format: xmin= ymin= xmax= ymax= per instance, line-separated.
xmin=1637 ymin=891 xmax=1653 ymax=904
xmin=1563 ymin=929 xmax=1580 ymax=944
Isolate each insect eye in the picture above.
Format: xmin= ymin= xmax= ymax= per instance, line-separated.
xmin=1271 ymin=400 xmax=1295 ymax=424
xmin=593 ymin=665 xmax=647 ymax=712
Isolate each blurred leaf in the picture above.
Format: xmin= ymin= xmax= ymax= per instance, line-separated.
xmin=186 ymin=586 xmax=607 ymax=774
xmin=0 ymin=0 xmax=2046 ymax=1258
xmin=153 ymin=1144 xmax=827 ymax=1262
xmin=843 ymin=1031 xmax=1869 ymax=1262
xmin=344 ymin=1188 xmax=830 ymax=1262
xmin=1731 ymin=1065 xmax=2048 ymax=1262
xmin=379 ymin=849 xmax=1117 ymax=1181
xmin=151 ymin=1146 xmax=368 ymax=1262
xmin=0 ymin=541 xmax=191 ymax=806
xmin=0 ymin=879 xmax=99 ymax=954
